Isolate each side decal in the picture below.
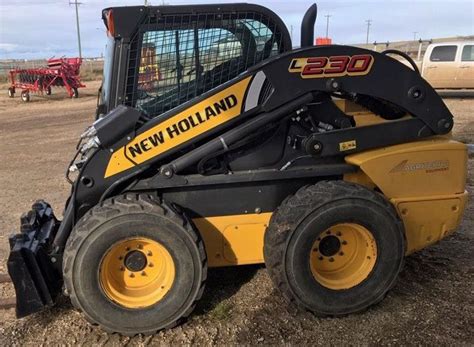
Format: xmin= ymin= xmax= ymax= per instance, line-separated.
xmin=289 ymin=54 xmax=374 ymax=79
xmin=104 ymin=77 xmax=252 ymax=178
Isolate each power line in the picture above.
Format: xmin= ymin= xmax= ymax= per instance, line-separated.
xmin=365 ymin=19 xmax=372 ymax=45
xmin=69 ymin=0 xmax=82 ymax=59
xmin=324 ymin=15 xmax=332 ymax=38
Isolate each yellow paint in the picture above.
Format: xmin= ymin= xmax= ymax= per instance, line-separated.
xmin=343 ymin=170 xmax=376 ymax=190
xmin=333 ymin=99 xmax=368 ymax=113
xmin=392 ymin=192 xmax=468 ymax=254
xmin=104 ymin=77 xmax=252 ymax=178
xmin=99 ymin=237 xmax=175 ymax=308
xmin=104 ymin=149 xmax=135 ymax=176
xmin=309 ymin=223 xmax=377 ymax=290
xmin=193 ymin=213 xmax=272 ymax=267
xmin=333 ymin=99 xmax=411 ymax=127
xmin=194 ymin=138 xmax=467 ymax=267
xmin=344 ymin=138 xmax=468 ymax=254
xmin=345 ymin=138 xmax=467 ymax=198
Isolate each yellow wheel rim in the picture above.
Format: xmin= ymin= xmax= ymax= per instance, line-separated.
xmin=99 ymin=237 xmax=175 ymax=308
xmin=310 ymin=223 xmax=377 ymax=290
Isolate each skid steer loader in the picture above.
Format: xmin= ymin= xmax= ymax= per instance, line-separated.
xmin=8 ymin=3 xmax=468 ymax=335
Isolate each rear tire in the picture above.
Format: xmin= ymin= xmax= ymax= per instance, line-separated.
xmin=264 ymin=181 xmax=405 ymax=316
xmin=63 ymin=194 xmax=207 ymax=335
xmin=8 ymin=87 xmax=15 ymax=98
xmin=45 ymin=86 xmax=52 ymax=95
xmin=71 ymin=87 xmax=79 ymax=98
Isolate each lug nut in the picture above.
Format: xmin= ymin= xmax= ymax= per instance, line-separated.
xmin=339 ymin=252 xmax=344 ymax=256
xmin=149 ymin=262 xmax=154 ymax=267
xmin=318 ymin=256 xmax=323 ymax=261
xmin=141 ymin=271 xmax=146 ymax=276
xmin=147 ymin=251 xmax=153 ymax=256
xmin=137 ymin=244 xmax=143 ymax=249
xmin=336 ymin=232 xmax=342 ymax=236
xmin=120 ymin=266 xmax=125 ymax=272
xmin=129 ymin=273 xmax=135 ymax=278
xmin=329 ymin=257 xmax=335 ymax=262
xmin=342 ymin=241 xmax=348 ymax=245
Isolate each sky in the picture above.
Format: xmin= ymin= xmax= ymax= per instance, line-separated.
xmin=0 ymin=0 xmax=473 ymax=59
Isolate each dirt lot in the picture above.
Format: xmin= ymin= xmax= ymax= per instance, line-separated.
xmin=0 ymin=83 xmax=472 ymax=345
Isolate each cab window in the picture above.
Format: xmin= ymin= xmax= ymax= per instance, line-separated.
xmin=130 ymin=14 xmax=284 ymax=117
xmin=461 ymin=45 xmax=474 ymax=62
xmin=430 ymin=45 xmax=457 ymax=62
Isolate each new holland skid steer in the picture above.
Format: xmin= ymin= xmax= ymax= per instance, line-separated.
xmin=8 ymin=3 xmax=468 ymax=335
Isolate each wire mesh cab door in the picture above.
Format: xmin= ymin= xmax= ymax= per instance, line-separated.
xmin=125 ymin=5 xmax=291 ymax=118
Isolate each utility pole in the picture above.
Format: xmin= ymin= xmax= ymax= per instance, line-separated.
xmin=324 ymin=15 xmax=332 ymax=38
xmin=413 ymin=31 xmax=418 ymax=41
xmin=365 ymin=19 xmax=372 ymax=45
xmin=69 ymin=0 xmax=82 ymax=59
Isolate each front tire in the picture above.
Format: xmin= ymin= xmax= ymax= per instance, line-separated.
xmin=264 ymin=181 xmax=405 ymax=316
xmin=21 ymin=90 xmax=30 ymax=102
xmin=63 ymin=194 xmax=207 ymax=335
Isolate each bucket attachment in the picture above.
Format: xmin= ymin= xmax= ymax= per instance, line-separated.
xmin=7 ymin=201 xmax=62 ymax=318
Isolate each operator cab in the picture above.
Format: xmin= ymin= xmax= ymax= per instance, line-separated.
xmin=97 ymin=4 xmax=292 ymax=118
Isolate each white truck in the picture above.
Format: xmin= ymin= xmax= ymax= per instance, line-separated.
xmin=421 ymin=41 xmax=474 ymax=90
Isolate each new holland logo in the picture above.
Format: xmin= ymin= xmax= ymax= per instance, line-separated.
xmin=128 ymin=95 xmax=237 ymax=159
xmin=390 ymin=159 xmax=449 ymax=173
xmin=104 ymin=77 xmax=251 ymax=178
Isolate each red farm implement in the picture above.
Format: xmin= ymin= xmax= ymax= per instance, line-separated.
xmin=8 ymin=57 xmax=86 ymax=102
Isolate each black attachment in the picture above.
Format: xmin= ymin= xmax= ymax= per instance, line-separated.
xmin=306 ymin=118 xmax=434 ymax=157
xmin=94 ymin=105 xmax=142 ymax=147
xmin=161 ymin=93 xmax=314 ymax=176
xmin=301 ymin=4 xmax=317 ymax=48
xmin=382 ymin=49 xmax=420 ymax=75
xmin=309 ymin=95 xmax=354 ymax=129
xmin=301 ymin=4 xmax=318 ymax=47
xmin=136 ymin=163 xmax=356 ymax=190
xmin=7 ymin=201 xmax=62 ymax=318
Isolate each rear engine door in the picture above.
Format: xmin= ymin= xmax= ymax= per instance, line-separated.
xmin=423 ymin=45 xmax=458 ymax=88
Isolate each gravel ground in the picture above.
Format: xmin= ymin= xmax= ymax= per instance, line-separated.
xmin=0 ymin=83 xmax=472 ymax=345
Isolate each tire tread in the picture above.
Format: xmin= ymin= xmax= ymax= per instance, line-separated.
xmin=263 ymin=180 xmax=404 ymax=315
xmin=63 ymin=194 xmax=207 ymax=335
